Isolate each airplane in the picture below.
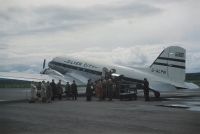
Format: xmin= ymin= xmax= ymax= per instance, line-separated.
xmin=0 ymin=46 xmax=199 ymax=98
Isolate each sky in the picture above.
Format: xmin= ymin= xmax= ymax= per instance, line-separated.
xmin=0 ymin=0 xmax=199 ymax=73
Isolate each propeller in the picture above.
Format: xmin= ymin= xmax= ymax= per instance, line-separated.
xmin=43 ymin=59 xmax=46 ymax=69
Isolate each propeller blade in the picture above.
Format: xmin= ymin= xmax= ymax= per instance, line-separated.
xmin=43 ymin=59 xmax=46 ymax=69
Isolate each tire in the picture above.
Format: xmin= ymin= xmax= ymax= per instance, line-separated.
xmin=154 ymin=92 xmax=160 ymax=98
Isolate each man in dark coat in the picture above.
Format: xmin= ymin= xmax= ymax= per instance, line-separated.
xmin=46 ymin=81 xmax=53 ymax=103
xmin=57 ymin=80 xmax=63 ymax=100
xmin=36 ymin=82 xmax=42 ymax=98
xmin=50 ymin=79 xmax=57 ymax=100
xmin=143 ymin=78 xmax=150 ymax=101
xmin=65 ymin=82 xmax=71 ymax=100
xmin=86 ymin=79 xmax=92 ymax=101
xmin=71 ymin=80 xmax=78 ymax=100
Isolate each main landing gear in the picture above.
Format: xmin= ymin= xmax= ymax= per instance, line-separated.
xmin=154 ymin=91 xmax=160 ymax=98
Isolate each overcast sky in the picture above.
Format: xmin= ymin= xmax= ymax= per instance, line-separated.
xmin=0 ymin=0 xmax=199 ymax=73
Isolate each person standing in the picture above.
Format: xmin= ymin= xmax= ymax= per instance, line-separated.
xmin=65 ymin=82 xmax=71 ymax=100
xmin=71 ymin=80 xmax=78 ymax=100
xmin=96 ymin=80 xmax=103 ymax=100
xmin=36 ymin=82 xmax=42 ymax=98
xmin=99 ymin=80 xmax=103 ymax=100
xmin=50 ymin=79 xmax=57 ymax=101
xmin=86 ymin=79 xmax=92 ymax=101
xmin=107 ymin=79 xmax=113 ymax=101
xmin=95 ymin=80 xmax=100 ymax=99
xmin=57 ymin=80 xmax=63 ymax=100
xmin=143 ymin=78 xmax=150 ymax=101
xmin=41 ymin=81 xmax=47 ymax=103
xmin=102 ymin=79 xmax=107 ymax=100
xmin=46 ymin=81 xmax=53 ymax=103
xmin=30 ymin=81 xmax=37 ymax=103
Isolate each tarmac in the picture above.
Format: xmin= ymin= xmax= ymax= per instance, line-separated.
xmin=0 ymin=88 xmax=200 ymax=134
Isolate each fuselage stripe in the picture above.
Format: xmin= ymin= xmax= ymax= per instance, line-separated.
xmin=158 ymin=57 xmax=185 ymax=63
xmin=49 ymin=61 xmax=102 ymax=75
xmin=153 ymin=62 xmax=185 ymax=69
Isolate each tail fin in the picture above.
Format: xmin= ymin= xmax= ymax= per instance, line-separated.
xmin=150 ymin=46 xmax=186 ymax=83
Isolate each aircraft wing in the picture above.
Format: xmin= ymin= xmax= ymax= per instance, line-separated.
xmin=0 ymin=72 xmax=72 ymax=84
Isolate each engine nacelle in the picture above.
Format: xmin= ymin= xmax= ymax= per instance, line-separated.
xmin=40 ymin=68 xmax=64 ymax=77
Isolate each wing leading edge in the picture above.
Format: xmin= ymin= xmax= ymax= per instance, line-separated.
xmin=0 ymin=72 xmax=71 ymax=84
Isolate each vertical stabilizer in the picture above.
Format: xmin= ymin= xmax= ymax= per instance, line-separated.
xmin=150 ymin=46 xmax=186 ymax=83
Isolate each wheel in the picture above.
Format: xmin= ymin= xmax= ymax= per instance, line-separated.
xmin=154 ymin=92 xmax=160 ymax=98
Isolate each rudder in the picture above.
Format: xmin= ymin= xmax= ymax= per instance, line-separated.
xmin=150 ymin=46 xmax=186 ymax=83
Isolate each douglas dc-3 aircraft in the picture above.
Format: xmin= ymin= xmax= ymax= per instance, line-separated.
xmin=0 ymin=46 xmax=198 ymax=97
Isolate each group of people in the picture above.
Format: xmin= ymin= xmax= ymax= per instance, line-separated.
xmin=86 ymin=78 xmax=150 ymax=101
xmin=30 ymin=76 xmax=150 ymax=103
xmin=30 ymin=79 xmax=78 ymax=103
xmin=86 ymin=78 xmax=117 ymax=101
xmin=64 ymin=81 xmax=78 ymax=100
